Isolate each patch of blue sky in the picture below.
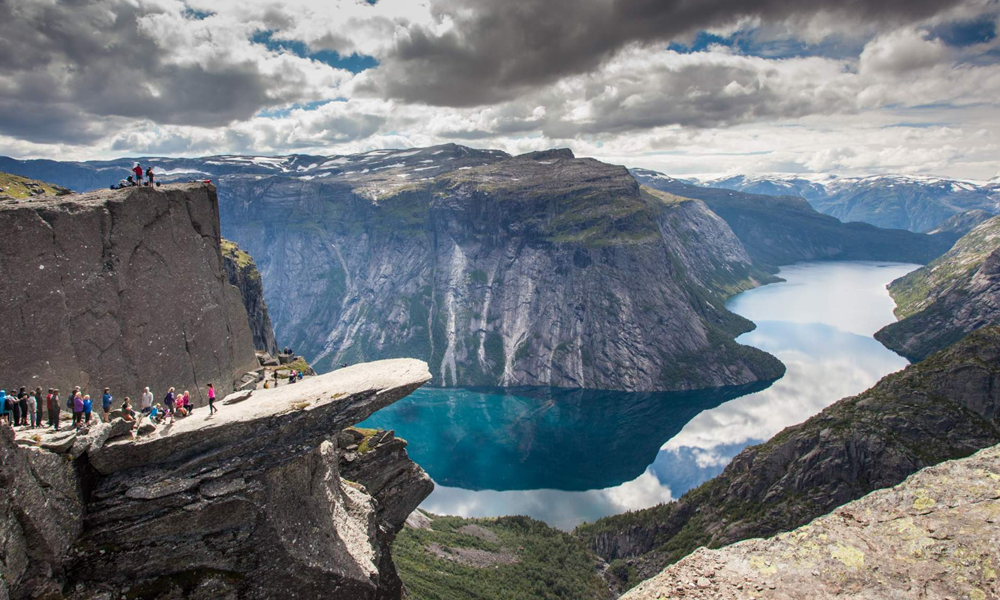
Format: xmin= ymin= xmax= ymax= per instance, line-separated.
xmin=257 ymin=99 xmax=345 ymax=119
xmin=932 ymin=15 xmax=996 ymax=47
xmin=668 ymin=29 xmax=862 ymax=60
xmin=251 ymin=30 xmax=379 ymax=73
xmin=182 ymin=7 xmax=212 ymax=20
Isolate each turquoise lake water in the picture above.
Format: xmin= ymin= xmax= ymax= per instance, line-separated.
xmin=359 ymin=261 xmax=917 ymax=530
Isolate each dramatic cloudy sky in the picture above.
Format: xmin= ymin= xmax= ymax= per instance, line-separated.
xmin=2 ymin=0 xmax=1000 ymax=178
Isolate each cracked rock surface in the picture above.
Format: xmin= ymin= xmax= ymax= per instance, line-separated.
xmin=622 ymin=443 xmax=1000 ymax=600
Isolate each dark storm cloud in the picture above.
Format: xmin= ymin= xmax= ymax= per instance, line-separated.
xmin=364 ymin=0 xmax=968 ymax=106
xmin=0 ymin=1 xmax=331 ymax=144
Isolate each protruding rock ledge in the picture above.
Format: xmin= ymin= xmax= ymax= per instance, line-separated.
xmin=90 ymin=358 xmax=432 ymax=474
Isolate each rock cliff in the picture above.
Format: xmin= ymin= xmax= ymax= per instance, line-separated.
xmin=876 ymin=216 xmax=1000 ymax=361
xmin=620 ymin=443 xmax=1000 ymax=600
xmin=575 ymin=326 xmax=1000 ymax=588
xmin=219 ymin=146 xmax=783 ymax=391
xmin=221 ymin=239 xmax=279 ymax=355
xmin=2 ymin=359 xmax=434 ymax=600
xmin=0 ymin=183 xmax=259 ymax=403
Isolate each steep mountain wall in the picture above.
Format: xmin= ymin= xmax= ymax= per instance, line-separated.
xmin=876 ymin=216 xmax=1000 ymax=361
xmin=0 ymin=183 xmax=259 ymax=403
xmin=222 ymin=239 xmax=279 ymax=355
xmin=575 ymin=326 xmax=1000 ymax=587
xmin=219 ymin=150 xmax=783 ymax=391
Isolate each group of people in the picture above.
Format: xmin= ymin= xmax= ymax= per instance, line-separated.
xmin=113 ymin=163 xmax=157 ymax=189
xmin=1 ymin=381 xmax=219 ymax=434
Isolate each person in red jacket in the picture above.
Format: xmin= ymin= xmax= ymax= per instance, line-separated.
xmin=133 ymin=163 xmax=144 ymax=185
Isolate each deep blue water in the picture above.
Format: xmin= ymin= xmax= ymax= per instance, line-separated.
xmin=360 ymin=261 xmax=916 ymax=529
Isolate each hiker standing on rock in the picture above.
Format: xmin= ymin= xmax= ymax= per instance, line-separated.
xmin=102 ymin=387 xmax=113 ymax=421
xmin=48 ymin=389 xmax=59 ymax=430
xmin=133 ymin=163 xmax=144 ymax=185
xmin=207 ymin=383 xmax=217 ymax=416
xmin=0 ymin=390 xmax=8 ymax=427
xmin=146 ymin=166 xmax=155 ymax=186
xmin=26 ymin=390 xmax=37 ymax=428
xmin=141 ymin=387 xmax=153 ymax=415
xmin=163 ymin=387 xmax=176 ymax=424
xmin=72 ymin=390 xmax=84 ymax=428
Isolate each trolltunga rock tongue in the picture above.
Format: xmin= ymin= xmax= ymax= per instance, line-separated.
xmin=66 ymin=359 xmax=432 ymax=600
xmin=89 ymin=358 xmax=432 ymax=475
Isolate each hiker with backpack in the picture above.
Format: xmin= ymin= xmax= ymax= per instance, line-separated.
xmin=133 ymin=163 xmax=144 ymax=185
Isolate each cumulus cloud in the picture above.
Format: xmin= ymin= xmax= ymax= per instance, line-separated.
xmin=1 ymin=0 xmax=999 ymax=179
xmin=363 ymin=0 xmax=967 ymax=106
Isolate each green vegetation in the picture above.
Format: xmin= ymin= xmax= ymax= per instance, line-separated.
xmin=220 ymin=239 xmax=257 ymax=269
xmin=0 ymin=172 xmax=70 ymax=200
xmin=887 ymin=216 xmax=1000 ymax=318
xmin=393 ymin=514 xmax=607 ymax=600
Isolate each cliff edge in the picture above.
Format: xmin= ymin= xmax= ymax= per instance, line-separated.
xmin=2 ymin=359 xmax=434 ymax=600
xmin=0 ymin=183 xmax=259 ymax=403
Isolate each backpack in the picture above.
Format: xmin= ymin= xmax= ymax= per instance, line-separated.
xmin=66 ymin=396 xmax=73 ymax=409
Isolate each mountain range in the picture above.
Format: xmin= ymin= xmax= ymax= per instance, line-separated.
xmin=0 ymin=147 xmax=957 ymax=391
xmin=690 ymin=172 xmax=1000 ymax=233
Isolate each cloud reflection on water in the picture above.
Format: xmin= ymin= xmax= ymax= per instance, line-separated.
xmin=364 ymin=261 xmax=919 ymax=530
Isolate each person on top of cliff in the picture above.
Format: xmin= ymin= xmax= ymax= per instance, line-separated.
xmin=207 ymin=383 xmax=217 ymax=416
xmin=133 ymin=163 xmax=144 ymax=185
xmin=146 ymin=166 xmax=155 ymax=186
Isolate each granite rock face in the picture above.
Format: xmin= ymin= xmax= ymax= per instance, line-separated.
xmin=2 ymin=359 xmax=434 ymax=600
xmin=219 ymin=147 xmax=783 ymax=391
xmin=877 ymin=215 xmax=1000 ymax=361
xmin=222 ymin=239 xmax=279 ymax=355
xmin=576 ymin=326 xmax=1000 ymax=585
xmin=621 ymin=443 xmax=1000 ymax=600
xmin=0 ymin=427 xmax=83 ymax=600
xmin=0 ymin=183 xmax=259 ymax=404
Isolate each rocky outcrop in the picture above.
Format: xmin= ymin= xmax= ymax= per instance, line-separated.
xmin=621 ymin=443 xmax=1000 ymax=600
xmin=632 ymin=170 xmax=954 ymax=268
xmin=0 ymin=171 xmax=71 ymax=200
xmin=338 ymin=428 xmax=434 ymax=531
xmin=219 ymin=147 xmax=782 ymax=391
xmin=0 ymin=427 xmax=84 ymax=600
xmin=0 ymin=183 xmax=259 ymax=404
xmin=876 ymin=216 xmax=1000 ymax=361
xmin=222 ymin=239 xmax=279 ymax=355
xmin=575 ymin=326 xmax=1000 ymax=586
xmin=2 ymin=359 xmax=434 ymax=600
